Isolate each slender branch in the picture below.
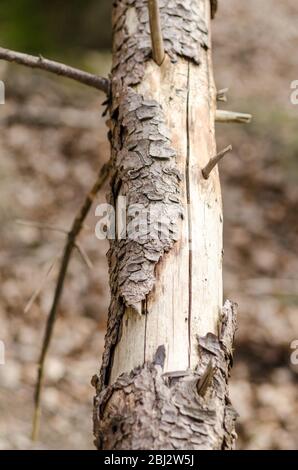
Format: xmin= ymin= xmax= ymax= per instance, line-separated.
xmin=216 ymin=88 xmax=229 ymax=102
xmin=75 ymin=242 xmax=94 ymax=270
xmin=32 ymin=161 xmax=111 ymax=441
xmin=0 ymin=47 xmax=110 ymax=94
xmin=202 ymin=145 xmax=232 ymax=179
xmin=148 ymin=0 xmax=165 ymax=66
xmin=216 ymin=110 xmax=252 ymax=124
xmin=24 ymin=257 xmax=59 ymax=314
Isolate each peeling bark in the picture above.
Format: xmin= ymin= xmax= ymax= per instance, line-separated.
xmin=93 ymin=0 xmax=238 ymax=450
xmin=94 ymin=301 xmax=237 ymax=450
xmin=101 ymin=0 xmax=210 ymax=390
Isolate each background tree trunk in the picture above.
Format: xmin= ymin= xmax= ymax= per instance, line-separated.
xmin=93 ymin=0 xmax=237 ymax=450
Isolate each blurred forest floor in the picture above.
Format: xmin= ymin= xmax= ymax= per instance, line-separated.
xmin=0 ymin=0 xmax=297 ymax=450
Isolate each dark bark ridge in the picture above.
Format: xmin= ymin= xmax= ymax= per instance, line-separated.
xmin=93 ymin=301 xmax=238 ymax=450
xmin=99 ymin=0 xmax=209 ymax=390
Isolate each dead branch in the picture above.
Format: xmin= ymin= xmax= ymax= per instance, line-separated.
xmin=202 ymin=145 xmax=233 ymax=179
xmin=148 ymin=0 xmax=165 ymax=66
xmin=216 ymin=109 xmax=252 ymax=124
xmin=32 ymin=161 xmax=111 ymax=441
xmin=0 ymin=47 xmax=110 ymax=94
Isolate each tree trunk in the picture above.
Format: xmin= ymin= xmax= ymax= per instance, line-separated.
xmin=93 ymin=0 xmax=237 ymax=450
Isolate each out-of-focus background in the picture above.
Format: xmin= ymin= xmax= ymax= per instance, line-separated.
xmin=0 ymin=0 xmax=297 ymax=450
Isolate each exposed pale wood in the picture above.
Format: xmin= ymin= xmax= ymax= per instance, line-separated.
xmin=110 ymin=0 xmax=222 ymax=379
xmin=110 ymin=57 xmax=190 ymax=380
xmin=110 ymin=307 xmax=146 ymax=383
xmin=188 ymin=1 xmax=223 ymax=366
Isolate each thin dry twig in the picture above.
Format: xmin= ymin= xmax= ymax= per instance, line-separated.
xmin=0 ymin=47 xmax=110 ymax=94
xmin=148 ymin=0 xmax=165 ymax=66
xmin=202 ymin=145 xmax=233 ymax=179
xmin=31 ymin=161 xmax=111 ymax=441
xmin=24 ymin=257 xmax=59 ymax=314
xmin=75 ymin=241 xmax=94 ymax=270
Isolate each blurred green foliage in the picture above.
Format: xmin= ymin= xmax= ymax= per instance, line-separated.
xmin=0 ymin=0 xmax=112 ymax=57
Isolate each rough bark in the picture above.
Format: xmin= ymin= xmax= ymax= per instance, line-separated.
xmin=93 ymin=0 xmax=237 ymax=450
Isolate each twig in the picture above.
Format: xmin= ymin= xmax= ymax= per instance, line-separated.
xmin=0 ymin=47 xmax=110 ymax=94
xmin=148 ymin=0 xmax=165 ymax=66
xmin=24 ymin=257 xmax=59 ymax=314
xmin=216 ymin=88 xmax=229 ymax=102
xmin=215 ymin=110 xmax=252 ymax=124
xmin=202 ymin=145 xmax=232 ymax=179
xmin=75 ymin=242 xmax=94 ymax=270
xmin=31 ymin=161 xmax=111 ymax=441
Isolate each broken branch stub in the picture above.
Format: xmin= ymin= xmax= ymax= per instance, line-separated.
xmin=216 ymin=109 xmax=252 ymax=124
xmin=202 ymin=145 xmax=233 ymax=179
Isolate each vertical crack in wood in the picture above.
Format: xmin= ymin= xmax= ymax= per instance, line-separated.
xmin=186 ymin=63 xmax=193 ymax=368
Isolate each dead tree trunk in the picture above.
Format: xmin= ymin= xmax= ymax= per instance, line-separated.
xmin=93 ymin=0 xmax=237 ymax=450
